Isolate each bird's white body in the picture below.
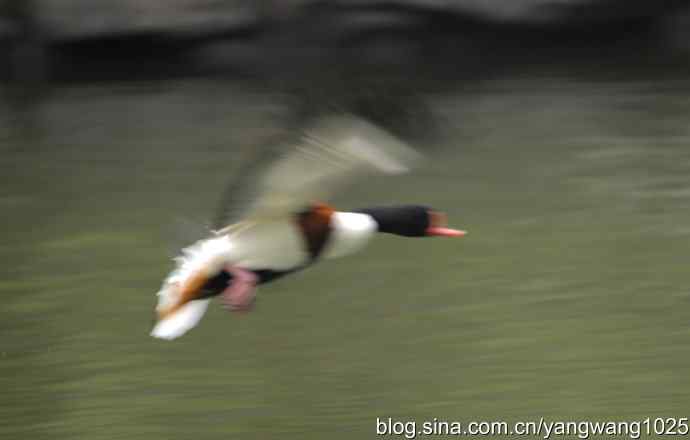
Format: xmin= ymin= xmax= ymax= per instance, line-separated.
xmin=221 ymin=212 xmax=378 ymax=269
xmin=150 ymin=212 xmax=377 ymax=340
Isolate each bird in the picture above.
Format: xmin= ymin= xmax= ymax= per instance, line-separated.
xmin=150 ymin=115 xmax=465 ymax=340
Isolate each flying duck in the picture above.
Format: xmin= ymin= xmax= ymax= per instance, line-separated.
xmin=151 ymin=115 xmax=465 ymax=340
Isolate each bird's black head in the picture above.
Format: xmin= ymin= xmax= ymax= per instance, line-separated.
xmin=356 ymin=205 xmax=466 ymax=238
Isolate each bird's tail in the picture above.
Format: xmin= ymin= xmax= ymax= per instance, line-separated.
xmin=150 ymin=299 xmax=211 ymax=340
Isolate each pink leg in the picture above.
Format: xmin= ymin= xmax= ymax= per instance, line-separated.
xmin=221 ymin=265 xmax=258 ymax=312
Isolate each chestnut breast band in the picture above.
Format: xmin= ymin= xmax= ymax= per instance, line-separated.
xmin=295 ymin=203 xmax=335 ymax=260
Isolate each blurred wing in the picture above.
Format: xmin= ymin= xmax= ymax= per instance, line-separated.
xmin=212 ymin=132 xmax=288 ymax=230
xmin=216 ymin=115 xmax=421 ymax=233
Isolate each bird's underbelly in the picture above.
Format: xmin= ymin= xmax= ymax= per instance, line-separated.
xmin=232 ymin=221 xmax=308 ymax=271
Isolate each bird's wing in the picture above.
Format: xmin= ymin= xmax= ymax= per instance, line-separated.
xmin=211 ymin=130 xmax=291 ymax=231
xmin=214 ymin=114 xmax=421 ymax=236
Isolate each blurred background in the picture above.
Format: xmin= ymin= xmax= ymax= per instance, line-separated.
xmin=2 ymin=1 xmax=690 ymax=439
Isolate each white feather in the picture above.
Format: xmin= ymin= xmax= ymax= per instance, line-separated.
xmin=323 ymin=212 xmax=378 ymax=259
xmin=150 ymin=299 xmax=211 ymax=340
xmin=151 ymin=236 xmax=233 ymax=340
